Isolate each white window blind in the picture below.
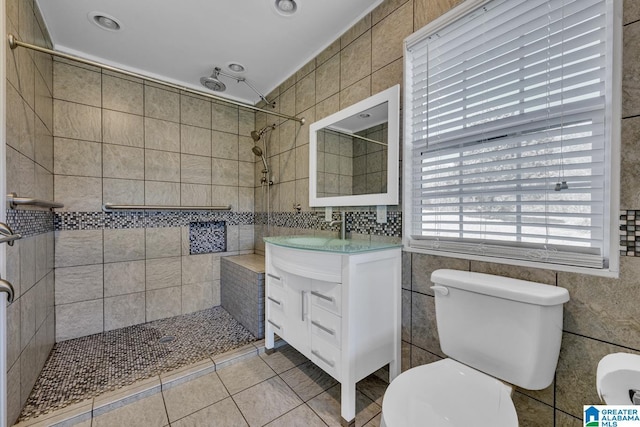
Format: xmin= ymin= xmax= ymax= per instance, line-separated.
xmin=405 ymin=0 xmax=615 ymax=269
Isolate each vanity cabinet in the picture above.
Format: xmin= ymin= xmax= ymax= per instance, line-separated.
xmin=264 ymin=239 xmax=401 ymax=425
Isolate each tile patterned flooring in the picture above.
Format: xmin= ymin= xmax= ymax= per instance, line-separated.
xmin=15 ymin=344 xmax=388 ymax=427
xmin=18 ymin=307 xmax=256 ymax=422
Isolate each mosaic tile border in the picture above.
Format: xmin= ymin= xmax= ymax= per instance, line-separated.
xmin=6 ymin=209 xmax=55 ymax=238
xmin=620 ymin=210 xmax=640 ymax=256
xmin=54 ymin=211 xmax=254 ymax=231
xmin=256 ymin=211 xmax=402 ymax=237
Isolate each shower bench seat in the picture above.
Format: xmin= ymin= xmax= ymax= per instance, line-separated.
xmin=220 ymin=254 xmax=266 ymax=339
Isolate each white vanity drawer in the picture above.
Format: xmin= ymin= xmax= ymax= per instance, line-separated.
xmin=266 ymin=309 xmax=285 ymax=337
xmin=310 ymin=280 xmax=341 ymax=316
xmin=310 ymin=306 xmax=341 ymax=348
xmin=271 ymin=245 xmax=342 ymax=282
xmin=267 ymin=284 xmax=286 ymax=312
xmin=266 ymin=270 xmax=284 ymax=288
xmin=311 ymin=337 xmax=341 ymax=381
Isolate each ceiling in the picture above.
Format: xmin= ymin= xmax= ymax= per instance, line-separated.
xmin=35 ymin=0 xmax=383 ymax=106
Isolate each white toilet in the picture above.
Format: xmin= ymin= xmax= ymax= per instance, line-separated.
xmin=382 ymin=269 xmax=570 ymax=427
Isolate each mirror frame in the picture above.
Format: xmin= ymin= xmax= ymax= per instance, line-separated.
xmin=309 ymin=84 xmax=400 ymax=207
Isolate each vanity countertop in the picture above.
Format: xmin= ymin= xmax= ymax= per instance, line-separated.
xmin=263 ymin=235 xmax=401 ymax=254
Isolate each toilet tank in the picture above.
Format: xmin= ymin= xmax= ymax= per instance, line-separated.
xmin=431 ymin=269 xmax=569 ymax=390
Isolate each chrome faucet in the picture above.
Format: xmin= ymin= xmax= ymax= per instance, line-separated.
xmin=329 ymin=211 xmax=347 ymax=240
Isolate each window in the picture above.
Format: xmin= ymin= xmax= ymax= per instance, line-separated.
xmin=403 ymin=0 xmax=621 ymax=273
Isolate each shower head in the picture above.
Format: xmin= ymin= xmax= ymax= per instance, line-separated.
xmin=200 ymin=68 xmax=226 ymax=92
xmin=250 ymin=124 xmax=277 ymax=142
xmin=252 ymin=145 xmax=269 ymax=172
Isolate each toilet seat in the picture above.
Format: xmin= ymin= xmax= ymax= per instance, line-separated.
xmin=381 ymin=358 xmax=518 ymax=427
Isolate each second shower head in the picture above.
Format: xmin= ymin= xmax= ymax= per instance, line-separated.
xmin=251 ymin=124 xmax=276 ymax=142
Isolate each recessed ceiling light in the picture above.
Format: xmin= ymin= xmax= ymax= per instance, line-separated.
xmin=88 ymin=12 xmax=122 ymax=31
xmin=359 ymin=113 xmax=371 ymax=119
xmin=227 ymin=63 xmax=245 ymax=73
xmin=274 ymin=0 xmax=297 ymax=16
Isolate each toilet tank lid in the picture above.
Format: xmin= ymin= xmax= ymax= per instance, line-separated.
xmin=431 ymin=269 xmax=569 ymax=306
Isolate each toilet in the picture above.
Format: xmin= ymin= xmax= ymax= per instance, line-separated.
xmin=382 ymin=269 xmax=570 ymax=427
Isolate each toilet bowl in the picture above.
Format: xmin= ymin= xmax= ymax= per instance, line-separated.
xmin=381 ymin=359 xmax=518 ymax=427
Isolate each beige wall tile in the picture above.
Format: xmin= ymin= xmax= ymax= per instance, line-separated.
xmin=621 ymin=116 xmax=640 ymax=208
xmin=56 ymin=299 xmax=103 ymax=341
xmin=212 ymin=131 xmax=239 ymax=160
xmin=623 ymin=18 xmax=640 ymax=117
xmin=103 ymin=178 xmax=145 ymax=205
xmin=372 ymin=59 xmax=403 ymax=94
xmin=316 ymin=39 xmax=340 ymax=66
xmin=55 ymin=230 xmax=103 ymax=268
xmin=55 ymin=264 xmax=103 ymax=304
xmin=145 ymin=181 xmax=181 ymax=205
xmin=340 ymin=31 xmax=372 ymax=89
xmin=411 ymin=253 xmax=469 ymax=294
xmin=53 ymin=100 xmax=101 ymax=142
xmin=34 ymin=118 xmax=54 ymax=172
xmin=104 ymin=228 xmax=145 ymax=263
xmin=182 ymin=282 xmax=214 ymax=314
xmin=102 ymin=74 xmax=144 ymax=115
xmin=145 ymin=85 xmax=180 ymax=121
xmin=181 ymin=125 xmax=211 ymax=156
xmin=146 ymin=286 xmax=182 ymax=322
xmin=103 ymin=110 xmax=144 ymax=148
xmin=512 ymin=392 xmax=554 ymax=427
xmin=341 ymin=14 xmax=371 ymax=48
xmin=212 ymin=158 xmax=239 ymax=186
xmin=181 ymin=154 xmax=212 ymax=184
xmin=145 ymin=149 xmax=180 ymax=182
xmin=145 ymin=118 xmax=180 ymax=152
xmin=296 ymin=72 xmax=316 ymax=114
xmin=625 ymin=0 xmax=640 ymax=25
xmin=212 ymin=103 xmax=239 ymax=133
xmin=105 ymin=293 xmax=146 ymax=331
xmin=181 ymin=183 xmax=211 ymax=206
xmin=55 ymin=175 xmax=102 ymax=211
xmin=372 ymin=1 xmax=413 ymax=72
xmin=54 ymin=137 xmax=102 ymax=177
xmin=181 ymin=94 xmax=211 ymax=128
xmin=104 ymin=260 xmax=146 ymax=297
xmin=103 ymin=144 xmax=144 ymax=180
xmin=146 ymin=257 xmax=182 ymax=290
xmin=316 ymin=55 xmax=340 ymax=103
xmin=414 ymin=0 xmax=462 ymax=30
xmin=53 ymin=61 xmax=101 ymax=106
xmin=35 ymin=72 xmax=53 ymax=133
xmin=411 ymin=292 xmax=444 ymax=357
xmin=560 ymin=257 xmax=640 ymax=350
xmin=340 ymin=76 xmax=371 ymax=110
xmin=182 ymin=254 xmax=214 ymax=285
xmin=373 ymin=0 xmax=411 ymax=25
xmin=146 ymin=227 xmax=182 ymax=259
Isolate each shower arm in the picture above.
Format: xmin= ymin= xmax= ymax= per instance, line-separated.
xmin=217 ymin=69 xmax=276 ymax=108
xmin=7 ymin=34 xmax=303 ymax=124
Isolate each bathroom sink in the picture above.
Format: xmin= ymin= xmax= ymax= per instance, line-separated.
xmin=263 ymin=235 xmax=402 ymax=254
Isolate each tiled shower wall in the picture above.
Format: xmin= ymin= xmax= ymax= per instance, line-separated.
xmin=51 ymin=59 xmax=256 ymax=341
xmin=5 ymin=0 xmax=55 ymax=424
xmin=254 ymin=0 xmax=640 ymax=426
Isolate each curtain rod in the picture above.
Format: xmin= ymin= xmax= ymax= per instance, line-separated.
xmin=7 ymin=34 xmax=305 ymax=125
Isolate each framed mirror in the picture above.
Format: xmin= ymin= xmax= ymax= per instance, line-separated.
xmin=309 ymin=85 xmax=400 ymax=207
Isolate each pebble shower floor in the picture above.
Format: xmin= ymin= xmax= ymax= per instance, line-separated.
xmin=18 ymin=306 xmax=256 ymax=422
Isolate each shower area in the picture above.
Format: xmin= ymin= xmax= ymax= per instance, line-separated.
xmin=2 ymin=16 xmax=300 ymax=425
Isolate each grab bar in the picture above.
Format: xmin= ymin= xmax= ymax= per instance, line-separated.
xmin=0 ymin=278 xmax=14 ymax=304
xmin=0 ymin=222 xmax=20 ymax=246
xmin=102 ymin=203 xmax=231 ymax=212
xmin=7 ymin=193 xmax=64 ymax=210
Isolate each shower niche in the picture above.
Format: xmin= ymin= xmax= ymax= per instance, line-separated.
xmin=309 ymin=85 xmax=400 ymax=207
